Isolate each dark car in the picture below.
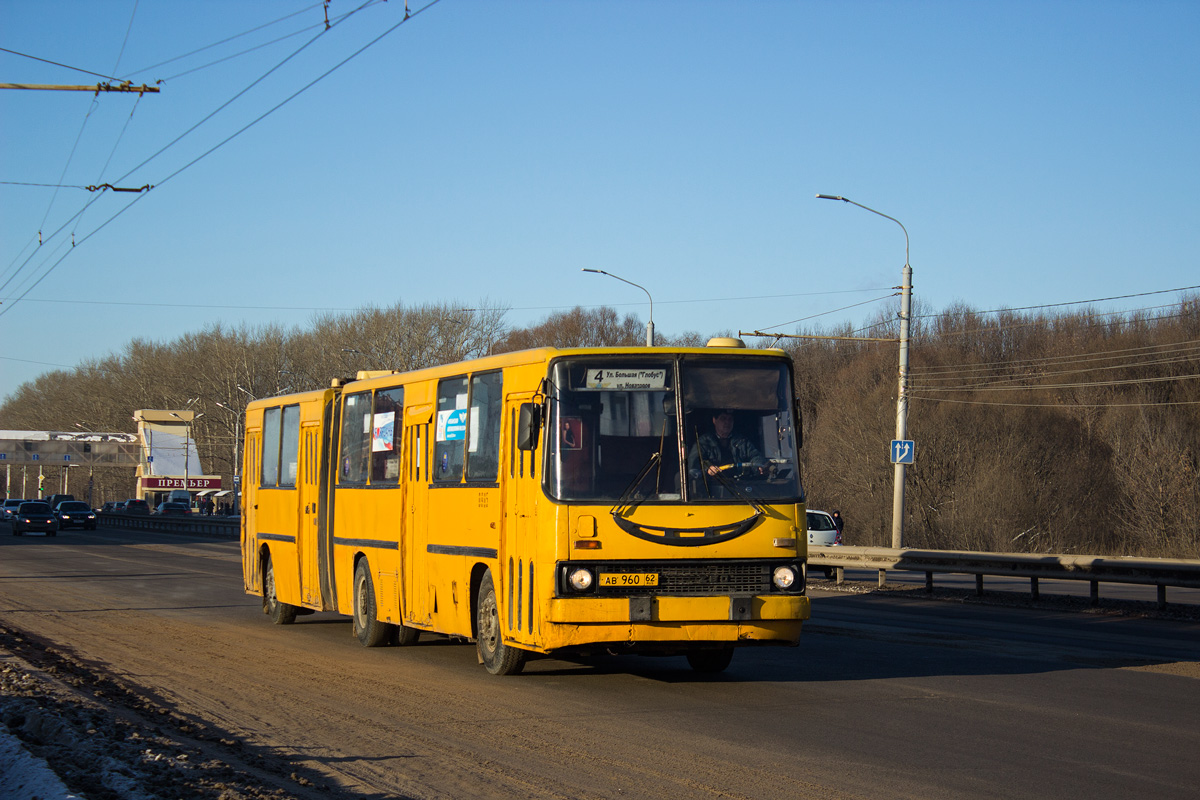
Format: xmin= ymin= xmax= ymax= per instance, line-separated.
xmin=154 ymin=502 xmax=191 ymax=516
xmin=47 ymin=493 xmax=76 ymax=511
xmin=101 ymin=501 xmax=117 ymax=512
xmin=124 ymin=499 xmax=150 ymax=515
xmin=56 ymin=500 xmax=97 ymax=530
xmin=12 ymin=501 xmax=58 ymax=536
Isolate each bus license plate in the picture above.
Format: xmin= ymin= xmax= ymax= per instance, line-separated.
xmin=600 ymin=573 xmax=659 ymax=588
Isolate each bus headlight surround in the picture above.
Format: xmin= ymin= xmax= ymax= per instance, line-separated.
xmin=568 ymin=567 xmax=594 ymax=592
xmin=772 ymin=565 xmax=797 ymax=590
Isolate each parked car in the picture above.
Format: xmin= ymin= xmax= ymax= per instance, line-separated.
xmin=11 ymin=501 xmax=58 ymax=536
xmin=56 ymin=500 xmax=97 ymax=530
xmin=2 ymin=498 xmax=26 ymax=522
xmin=806 ymin=509 xmax=843 ymax=578
xmin=46 ymin=493 xmax=76 ymax=511
xmin=124 ymin=499 xmax=150 ymax=515
xmin=154 ymin=502 xmax=191 ymax=516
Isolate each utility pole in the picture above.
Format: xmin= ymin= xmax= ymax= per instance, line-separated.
xmin=0 ymin=82 xmax=159 ymax=94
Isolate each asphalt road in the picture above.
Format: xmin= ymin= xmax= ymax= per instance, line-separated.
xmin=1 ymin=526 xmax=1198 ymax=800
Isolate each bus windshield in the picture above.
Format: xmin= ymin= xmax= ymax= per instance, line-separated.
xmin=545 ymin=356 xmax=802 ymax=503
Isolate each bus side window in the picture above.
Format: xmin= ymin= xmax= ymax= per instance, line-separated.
xmin=434 ymin=377 xmax=468 ymax=482
xmin=467 ymin=372 xmax=502 ymax=481
xmin=339 ymin=392 xmax=371 ymax=485
xmin=370 ymin=387 xmax=403 ymax=483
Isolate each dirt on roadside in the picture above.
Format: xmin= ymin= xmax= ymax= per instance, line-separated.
xmin=0 ymin=623 xmax=352 ymax=800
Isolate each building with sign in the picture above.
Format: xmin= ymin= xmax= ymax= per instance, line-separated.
xmin=133 ymin=410 xmax=223 ymax=506
xmin=2 ymin=410 xmax=224 ymax=507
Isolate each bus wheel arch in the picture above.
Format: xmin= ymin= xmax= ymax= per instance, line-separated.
xmin=261 ymin=547 xmax=297 ymax=625
xmin=475 ymin=567 xmax=527 ymax=676
xmin=352 ymin=555 xmax=395 ymax=647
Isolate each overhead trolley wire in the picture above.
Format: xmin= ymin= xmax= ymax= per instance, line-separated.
xmin=0 ymin=47 xmax=125 ymax=82
xmin=911 ymin=338 xmax=1200 ymax=380
xmin=153 ymin=1 xmax=392 ymax=83
xmin=117 ymin=2 xmax=327 ymax=79
xmin=0 ymin=0 xmax=444 ymax=320
xmin=2 ymin=0 xmax=375 ymax=308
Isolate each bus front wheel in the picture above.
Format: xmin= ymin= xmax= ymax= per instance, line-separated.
xmin=476 ymin=570 xmax=526 ymax=676
xmin=353 ymin=560 xmax=394 ymax=647
xmin=264 ymin=555 xmax=297 ymax=625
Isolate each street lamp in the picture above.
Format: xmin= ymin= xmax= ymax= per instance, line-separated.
xmin=581 ymin=268 xmax=655 ymax=346
xmin=215 ymin=401 xmax=243 ymax=508
xmin=816 ymin=193 xmax=912 ymax=550
xmin=169 ymin=411 xmax=201 ymax=503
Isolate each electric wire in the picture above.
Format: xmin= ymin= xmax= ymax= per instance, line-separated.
xmin=0 ymin=0 xmax=442 ymax=320
xmin=909 ymin=394 xmax=1200 ymax=409
xmin=910 ymin=338 xmax=1200 ymax=380
xmin=155 ymin=1 xmax=390 ymax=83
xmin=1 ymin=0 xmax=371 ymax=306
xmin=0 ymin=47 xmax=124 ymax=82
xmin=117 ymin=2 xmax=327 ymax=79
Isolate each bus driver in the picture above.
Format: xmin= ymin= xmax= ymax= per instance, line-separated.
xmin=688 ymin=409 xmax=767 ymax=478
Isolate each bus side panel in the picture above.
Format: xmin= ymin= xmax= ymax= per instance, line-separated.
xmin=424 ymin=484 xmax=499 ymax=637
xmin=241 ymin=426 xmax=262 ymax=594
xmin=502 ymin=390 xmax=544 ymax=649
xmin=299 ymin=422 xmax=324 ymax=609
xmin=400 ymin=394 xmax=434 ymax=629
xmin=330 ymin=485 xmax=403 ymax=621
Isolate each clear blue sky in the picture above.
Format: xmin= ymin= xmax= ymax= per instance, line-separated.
xmin=3 ymin=0 xmax=1197 ymax=401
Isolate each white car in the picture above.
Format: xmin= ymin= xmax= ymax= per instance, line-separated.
xmin=807 ymin=510 xmax=843 ymax=578
xmin=2 ymin=498 xmax=26 ymax=522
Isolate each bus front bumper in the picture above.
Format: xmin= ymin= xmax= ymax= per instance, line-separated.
xmin=539 ymin=594 xmax=808 ymax=647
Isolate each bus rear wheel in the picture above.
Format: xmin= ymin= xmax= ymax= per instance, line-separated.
xmin=264 ymin=555 xmax=297 ymax=625
xmin=476 ymin=570 xmax=526 ymax=676
xmin=353 ymin=560 xmax=394 ymax=647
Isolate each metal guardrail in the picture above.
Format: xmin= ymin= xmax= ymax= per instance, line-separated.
xmin=809 ymin=545 xmax=1200 ymax=609
xmin=97 ymin=512 xmax=240 ymax=539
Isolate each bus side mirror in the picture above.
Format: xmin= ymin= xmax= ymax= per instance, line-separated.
xmin=518 ymin=403 xmax=541 ymax=451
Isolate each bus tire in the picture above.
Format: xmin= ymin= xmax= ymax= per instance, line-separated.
xmin=476 ymin=570 xmax=526 ymax=676
xmin=353 ymin=560 xmax=393 ymax=647
xmin=392 ymin=623 xmax=421 ymax=647
xmin=264 ymin=554 xmax=297 ymax=625
xmin=686 ymin=648 xmax=734 ymax=674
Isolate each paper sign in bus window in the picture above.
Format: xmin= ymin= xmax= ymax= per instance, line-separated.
xmin=372 ymin=412 xmax=395 ymax=452
xmin=437 ymin=408 xmax=468 ymax=442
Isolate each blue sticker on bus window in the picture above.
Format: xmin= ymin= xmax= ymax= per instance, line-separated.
xmin=437 ymin=408 xmax=467 ymax=441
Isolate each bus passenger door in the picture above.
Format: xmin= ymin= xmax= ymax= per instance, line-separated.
xmin=403 ymin=404 xmax=434 ymax=627
xmin=242 ymin=431 xmax=261 ymax=591
xmin=502 ymin=393 xmax=540 ymax=645
xmin=298 ymin=423 xmax=323 ymax=608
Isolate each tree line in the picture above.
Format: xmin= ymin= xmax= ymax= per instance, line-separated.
xmin=2 ymin=297 xmax=1197 ymax=558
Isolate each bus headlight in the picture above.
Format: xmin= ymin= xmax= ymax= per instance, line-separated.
xmin=772 ymin=565 xmax=797 ymax=590
xmin=568 ymin=567 xmax=594 ymax=591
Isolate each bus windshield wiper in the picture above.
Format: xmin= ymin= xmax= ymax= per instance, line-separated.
xmin=611 ymin=452 xmax=661 ymax=518
xmin=707 ymin=465 xmax=767 ymax=515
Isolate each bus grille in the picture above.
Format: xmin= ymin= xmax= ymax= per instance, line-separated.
xmin=596 ymin=561 xmax=774 ymax=596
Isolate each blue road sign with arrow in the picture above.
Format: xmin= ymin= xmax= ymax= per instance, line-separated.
xmin=891 ymin=439 xmax=915 ymax=464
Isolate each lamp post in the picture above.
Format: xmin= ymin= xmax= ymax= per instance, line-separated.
xmin=215 ymin=401 xmax=243 ymax=510
xmin=581 ymin=268 xmax=655 ymax=346
xmin=816 ymin=193 xmax=912 ymax=550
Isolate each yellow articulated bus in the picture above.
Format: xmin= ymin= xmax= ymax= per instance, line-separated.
xmin=241 ymin=339 xmax=810 ymax=675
